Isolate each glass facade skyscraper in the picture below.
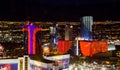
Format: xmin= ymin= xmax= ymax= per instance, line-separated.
xmin=80 ymin=16 xmax=93 ymax=40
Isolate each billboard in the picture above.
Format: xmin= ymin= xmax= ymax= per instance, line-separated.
xmin=30 ymin=64 xmax=47 ymax=70
xmin=44 ymin=54 xmax=70 ymax=69
xmin=0 ymin=64 xmax=18 ymax=70
xmin=29 ymin=59 xmax=48 ymax=70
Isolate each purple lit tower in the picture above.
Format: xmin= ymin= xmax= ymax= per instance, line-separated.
xmin=22 ymin=22 xmax=42 ymax=55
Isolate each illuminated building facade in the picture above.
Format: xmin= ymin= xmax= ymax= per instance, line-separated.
xmin=22 ymin=23 xmax=42 ymax=55
xmin=0 ymin=21 xmax=120 ymax=57
xmin=49 ymin=22 xmax=58 ymax=45
xmin=80 ymin=16 xmax=93 ymax=40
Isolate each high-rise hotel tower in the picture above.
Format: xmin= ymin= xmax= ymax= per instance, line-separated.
xmin=80 ymin=16 xmax=93 ymax=40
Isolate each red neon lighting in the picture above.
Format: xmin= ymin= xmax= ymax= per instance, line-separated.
xmin=33 ymin=28 xmax=42 ymax=54
xmin=22 ymin=28 xmax=30 ymax=54
xmin=58 ymin=40 xmax=72 ymax=54
xmin=28 ymin=29 xmax=30 ymax=54
xmin=22 ymin=27 xmax=42 ymax=54
xmin=22 ymin=28 xmax=28 ymax=31
xmin=80 ymin=41 xmax=108 ymax=57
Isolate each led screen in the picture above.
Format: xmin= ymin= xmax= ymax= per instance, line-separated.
xmin=0 ymin=63 xmax=18 ymax=70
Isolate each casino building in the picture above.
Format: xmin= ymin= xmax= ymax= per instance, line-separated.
xmin=0 ymin=16 xmax=120 ymax=70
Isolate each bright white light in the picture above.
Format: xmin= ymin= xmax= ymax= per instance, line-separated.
xmin=70 ymin=25 xmax=73 ymax=28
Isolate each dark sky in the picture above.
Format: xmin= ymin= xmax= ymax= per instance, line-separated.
xmin=0 ymin=0 xmax=120 ymax=21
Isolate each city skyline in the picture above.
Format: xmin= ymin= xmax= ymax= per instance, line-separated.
xmin=0 ymin=20 xmax=120 ymax=70
xmin=0 ymin=1 xmax=120 ymax=70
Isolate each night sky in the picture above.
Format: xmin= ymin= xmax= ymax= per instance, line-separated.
xmin=0 ymin=0 xmax=120 ymax=21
